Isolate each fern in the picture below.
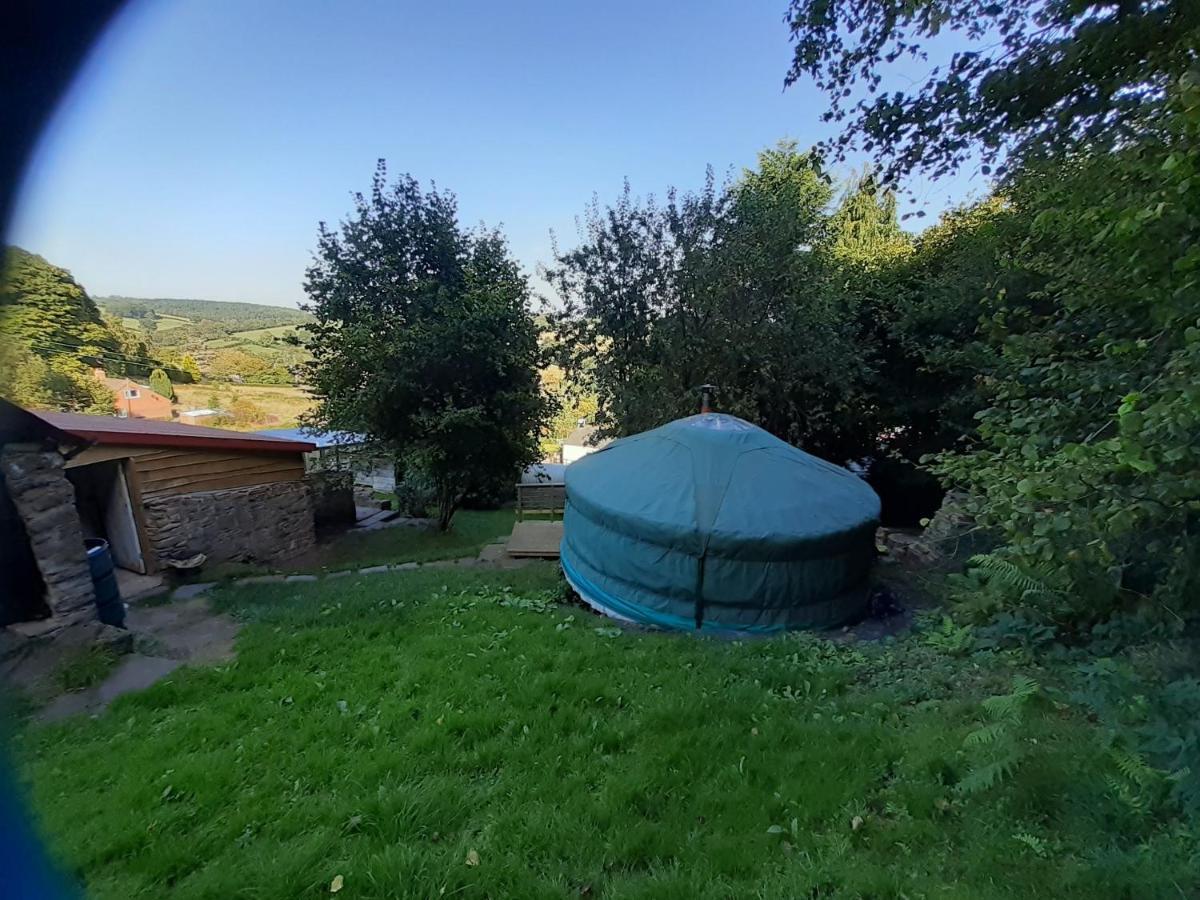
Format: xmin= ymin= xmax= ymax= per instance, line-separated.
xmin=980 ymin=674 xmax=1040 ymax=723
xmin=1111 ymin=746 xmax=1160 ymax=789
xmin=958 ymin=753 xmax=1025 ymax=795
xmin=962 ymin=721 xmax=1009 ymax=748
xmin=1013 ymin=831 xmax=1051 ymax=858
xmin=968 ymin=554 xmax=1059 ymax=597
xmin=958 ymin=676 xmax=1042 ymax=796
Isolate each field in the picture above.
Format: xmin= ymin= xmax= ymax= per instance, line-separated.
xmin=229 ymin=323 xmax=305 ymax=341
xmin=100 ymin=297 xmax=313 ymax=385
xmin=14 ymin=563 xmax=1197 ymax=899
xmin=173 ymin=383 xmax=315 ymax=429
xmin=121 ymin=314 xmax=189 ymax=332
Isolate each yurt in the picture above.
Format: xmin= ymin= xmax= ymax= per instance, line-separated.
xmin=560 ymin=413 xmax=881 ymax=633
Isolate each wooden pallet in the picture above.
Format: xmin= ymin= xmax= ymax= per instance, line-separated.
xmin=505 ymin=520 xmax=564 ymax=558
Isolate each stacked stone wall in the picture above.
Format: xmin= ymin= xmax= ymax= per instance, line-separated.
xmin=143 ymin=480 xmax=315 ymax=565
xmin=0 ymin=446 xmax=94 ymax=621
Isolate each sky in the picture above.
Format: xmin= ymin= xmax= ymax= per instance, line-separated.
xmin=9 ymin=0 xmax=985 ymax=309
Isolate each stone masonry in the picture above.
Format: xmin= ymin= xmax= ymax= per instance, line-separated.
xmin=0 ymin=445 xmax=96 ymax=620
xmin=305 ymin=470 xmax=356 ymax=527
xmin=142 ymin=480 xmax=316 ymax=565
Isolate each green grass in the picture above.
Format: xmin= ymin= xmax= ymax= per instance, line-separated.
xmin=154 ymin=315 xmax=190 ymax=331
xmin=297 ymin=508 xmax=515 ymax=572
xmin=229 ymin=324 xmax=303 ymax=341
xmin=56 ymin=646 xmax=119 ymax=693
xmin=13 ymin=566 xmax=1196 ymax=899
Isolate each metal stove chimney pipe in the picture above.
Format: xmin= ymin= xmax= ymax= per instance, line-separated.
xmin=698 ymin=384 xmax=717 ymax=414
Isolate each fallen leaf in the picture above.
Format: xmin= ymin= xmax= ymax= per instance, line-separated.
xmin=465 ymin=849 xmax=480 ymax=867
xmin=330 ymin=874 xmax=344 ymax=893
xmin=851 ymin=815 xmax=864 ymax=831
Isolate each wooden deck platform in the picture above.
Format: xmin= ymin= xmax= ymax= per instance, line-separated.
xmin=505 ymin=520 xmax=564 ymax=558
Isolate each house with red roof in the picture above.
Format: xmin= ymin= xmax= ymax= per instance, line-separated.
xmin=0 ymin=400 xmax=317 ymax=631
xmin=91 ymin=367 xmax=174 ymax=420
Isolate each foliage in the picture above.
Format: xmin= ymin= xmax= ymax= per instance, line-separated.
xmin=392 ymin=467 xmax=437 ymax=518
xmin=784 ymin=0 xmax=1200 ymax=183
xmin=303 ymin=162 xmax=552 ymax=530
xmin=958 ymin=675 xmax=1042 ymax=796
xmin=0 ymin=247 xmax=170 ymax=413
xmin=919 ymin=613 xmax=975 ymax=656
xmin=148 ymin=367 xmax=174 ymax=400
xmin=1071 ymin=655 xmax=1200 ymax=822
xmin=1 ymin=247 xmax=119 ymax=367
xmin=932 ymin=76 xmax=1200 ymax=623
xmin=549 ymin=143 xmax=884 ymax=462
xmin=0 ymin=340 xmax=115 ymax=415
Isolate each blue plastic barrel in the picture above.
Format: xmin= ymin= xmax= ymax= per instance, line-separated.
xmin=84 ymin=538 xmax=126 ymax=628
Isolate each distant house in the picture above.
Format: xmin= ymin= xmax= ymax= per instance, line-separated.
xmin=92 ymin=368 xmax=173 ymax=420
xmin=561 ymin=423 xmax=610 ymax=464
xmin=0 ymin=400 xmax=317 ymax=631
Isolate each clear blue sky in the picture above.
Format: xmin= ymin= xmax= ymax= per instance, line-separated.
xmin=10 ymin=0 xmax=984 ymax=309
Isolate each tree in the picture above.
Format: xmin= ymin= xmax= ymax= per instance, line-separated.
xmin=549 ymin=144 xmax=876 ymax=461
xmin=783 ymin=0 xmax=1200 ymax=622
xmin=179 ymin=354 xmax=202 ymax=384
xmin=784 ymin=0 xmax=1200 ymax=182
xmin=1 ymin=246 xmax=121 ymax=369
xmin=303 ymin=162 xmax=552 ymax=530
xmin=932 ymin=81 xmax=1200 ymax=622
xmin=149 ymin=367 xmax=175 ymax=400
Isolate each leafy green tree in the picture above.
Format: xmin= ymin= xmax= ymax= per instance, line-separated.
xmin=933 ymin=79 xmax=1200 ymax=622
xmin=149 ymin=367 xmax=175 ymax=400
xmin=549 ymin=143 xmax=872 ymax=461
xmin=1 ymin=246 xmax=120 ymax=368
xmin=784 ymin=0 xmax=1200 ymax=622
xmin=303 ymin=162 xmax=552 ymax=530
xmin=784 ymin=0 xmax=1200 ymax=182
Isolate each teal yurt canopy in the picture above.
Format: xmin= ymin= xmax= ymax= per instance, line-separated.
xmin=560 ymin=413 xmax=881 ymax=633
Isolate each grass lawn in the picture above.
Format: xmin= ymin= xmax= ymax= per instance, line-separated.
xmin=293 ymin=508 xmax=516 ymax=573
xmin=13 ymin=566 xmax=1196 ymax=899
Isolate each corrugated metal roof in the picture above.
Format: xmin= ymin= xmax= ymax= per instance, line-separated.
xmin=31 ymin=409 xmax=316 ymax=454
xmin=256 ymin=428 xmax=365 ymax=449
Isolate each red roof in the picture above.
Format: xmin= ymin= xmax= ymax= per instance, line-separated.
xmin=32 ymin=410 xmax=317 ymax=454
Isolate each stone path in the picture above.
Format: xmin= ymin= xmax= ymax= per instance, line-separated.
xmin=37 ymin=594 xmax=241 ymax=723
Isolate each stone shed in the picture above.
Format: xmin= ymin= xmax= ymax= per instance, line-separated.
xmin=0 ymin=399 xmax=316 ymax=630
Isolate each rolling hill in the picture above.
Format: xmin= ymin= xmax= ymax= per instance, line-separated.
xmin=98 ymin=296 xmax=311 ymax=329
xmin=96 ymin=295 xmax=314 ymax=386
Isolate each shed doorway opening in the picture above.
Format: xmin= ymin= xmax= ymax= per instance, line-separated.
xmin=66 ymin=459 xmax=147 ymax=576
xmin=0 ymin=473 xmax=50 ymax=626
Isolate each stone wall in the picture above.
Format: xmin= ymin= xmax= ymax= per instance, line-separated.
xmin=305 ymin=470 xmax=356 ymax=527
xmin=0 ymin=446 xmax=95 ymax=621
xmin=143 ymin=480 xmax=316 ymax=565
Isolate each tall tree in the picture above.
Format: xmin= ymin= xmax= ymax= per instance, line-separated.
xmin=303 ymin=162 xmax=551 ymax=530
xmin=149 ymin=368 xmax=174 ymax=400
xmin=784 ymin=0 xmax=1200 ymax=182
xmin=548 ymin=144 xmax=874 ymax=461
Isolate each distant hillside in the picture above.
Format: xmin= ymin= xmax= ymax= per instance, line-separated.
xmin=97 ymin=296 xmax=311 ymax=330
xmin=93 ymin=295 xmax=313 ymax=386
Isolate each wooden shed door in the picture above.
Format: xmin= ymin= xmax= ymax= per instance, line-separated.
xmin=104 ymin=464 xmax=146 ymax=574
